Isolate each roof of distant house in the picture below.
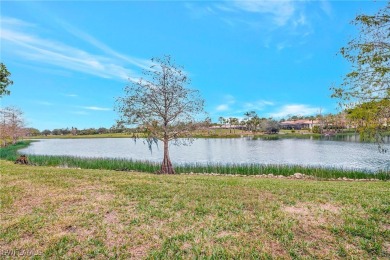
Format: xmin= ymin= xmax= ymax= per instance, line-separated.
xmin=280 ymin=120 xmax=319 ymax=125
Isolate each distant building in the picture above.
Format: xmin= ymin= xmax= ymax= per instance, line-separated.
xmin=280 ymin=120 xmax=319 ymax=130
xmin=209 ymin=125 xmax=245 ymax=130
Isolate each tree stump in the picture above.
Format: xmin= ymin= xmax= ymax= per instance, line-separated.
xmin=15 ymin=155 xmax=29 ymax=165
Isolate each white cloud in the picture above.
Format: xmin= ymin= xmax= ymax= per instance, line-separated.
xmin=185 ymin=1 xmax=319 ymax=53
xmin=187 ymin=0 xmax=304 ymax=30
xmin=320 ymin=0 xmax=332 ymax=17
xmin=243 ymin=100 xmax=274 ymax=111
xmin=83 ymin=106 xmax=111 ymax=111
xmin=215 ymin=94 xmax=237 ymax=112
xmin=184 ymin=3 xmax=217 ymax=19
xmin=209 ymin=1 xmax=316 ymax=52
xmin=224 ymin=94 xmax=236 ymax=104
xmin=71 ymin=111 xmax=89 ymax=115
xmin=0 ymin=17 xmax=35 ymax=27
xmin=58 ymin=21 xmax=153 ymax=71
xmin=293 ymin=13 xmax=307 ymax=27
xmin=0 ymin=17 xmax=146 ymax=81
xmin=35 ymin=101 xmax=53 ymax=106
xmin=231 ymin=0 xmax=296 ymax=26
xmin=215 ymin=98 xmax=274 ymax=115
xmin=214 ymin=4 xmax=237 ymax=13
xmin=216 ymin=104 xmax=229 ymax=111
xmin=276 ymin=42 xmax=291 ymax=51
xmin=295 ymin=53 xmax=313 ymax=64
xmin=269 ymin=104 xmax=321 ymax=118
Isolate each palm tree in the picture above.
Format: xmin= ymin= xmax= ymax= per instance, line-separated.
xmin=218 ymin=116 xmax=225 ymax=127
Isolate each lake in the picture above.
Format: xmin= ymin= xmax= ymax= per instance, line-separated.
xmin=20 ymin=137 xmax=389 ymax=172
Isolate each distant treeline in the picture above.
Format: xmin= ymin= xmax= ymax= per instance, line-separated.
xmin=25 ymin=126 xmax=136 ymax=136
xmin=25 ymin=111 xmax=358 ymax=137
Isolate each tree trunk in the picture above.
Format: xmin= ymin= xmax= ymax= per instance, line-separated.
xmin=160 ymin=139 xmax=175 ymax=174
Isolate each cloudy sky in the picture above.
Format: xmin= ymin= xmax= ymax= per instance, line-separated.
xmin=1 ymin=0 xmax=386 ymax=130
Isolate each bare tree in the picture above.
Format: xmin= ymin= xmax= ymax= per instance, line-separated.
xmin=203 ymin=117 xmax=212 ymax=135
xmin=116 ymin=56 xmax=205 ymax=174
xmin=218 ymin=116 xmax=225 ymax=126
xmin=0 ymin=106 xmax=26 ymax=146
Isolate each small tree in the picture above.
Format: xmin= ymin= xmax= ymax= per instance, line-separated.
xmin=244 ymin=111 xmax=258 ymax=131
xmin=346 ymin=100 xmax=390 ymax=146
xmin=116 ymin=56 xmax=205 ymax=174
xmin=98 ymin=127 xmax=108 ymax=134
xmin=218 ymin=116 xmax=225 ymax=126
xmin=42 ymin=129 xmax=51 ymax=136
xmin=229 ymin=117 xmax=239 ymax=133
xmin=261 ymin=119 xmax=280 ymax=134
xmin=0 ymin=63 xmax=13 ymax=97
xmin=52 ymin=129 xmax=62 ymax=135
xmin=27 ymin=128 xmax=41 ymax=136
xmin=203 ymin=117 xmax=212 ymax=135
xmin=0 ymin=106 xmax=26 ymax=146
xmin=71 ymin=127 xmax=78 ymax=135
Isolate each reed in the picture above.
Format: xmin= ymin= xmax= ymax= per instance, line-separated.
xmin=0 ymin=141 xmax=32 ymax=160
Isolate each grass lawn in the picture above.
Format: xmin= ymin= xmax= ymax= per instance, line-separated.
xmin=1 ymin=161 xmax=389 ymax=259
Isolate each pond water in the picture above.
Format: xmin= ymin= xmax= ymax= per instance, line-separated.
xmin=20 ymin=137 xmax=389 ymax=172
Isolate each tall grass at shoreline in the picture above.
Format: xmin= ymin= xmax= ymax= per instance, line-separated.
xmin=1 ymin=141 xmax=389 ymax=180
xmin=0 ymin=141 xmax=33 ymax=161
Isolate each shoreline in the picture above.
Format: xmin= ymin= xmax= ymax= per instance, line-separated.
xmin=25 ymin=131 xmax=390 ymax=144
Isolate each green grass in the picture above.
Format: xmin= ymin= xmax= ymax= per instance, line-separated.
xmin=0 ymin=140 xmax=34 ymax=161
xmin=23 ymin=156 xmax=390 ymax=179
xmin=1 ymin=161 xmax=389 ymax=259
xmin=28 ymin=127 xmax=390 ymax=142
xmin=1 ymin=141 xmax=389 ymax=180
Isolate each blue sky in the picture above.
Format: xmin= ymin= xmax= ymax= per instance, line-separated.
xmin=1 ymin=0 xmax=386 ymax=130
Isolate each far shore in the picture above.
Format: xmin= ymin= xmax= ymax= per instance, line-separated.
xmin=26 ymin=129 xmax=363 ymax=140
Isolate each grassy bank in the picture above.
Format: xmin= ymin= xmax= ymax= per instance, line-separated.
xmin=1 ymin=161 xmax=389 ymax=258
xmin=28 ymin=129 xmax=390 ymax=140
xmin=27 ymin=129 xmax=357 ymax=139
xmin=0 ymin=140 xmax=34 ymax=161
xmin=1 ymin=141 xmax=389 ymax=180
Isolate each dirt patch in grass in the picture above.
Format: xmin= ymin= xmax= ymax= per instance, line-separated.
xmin=11 ymin=187 xmax=70 ymax=217
xmin=382 ymin=224 xmax=390 ymax=231
xmin=216 ymin=231 xmax=237 ymax=238
xmin=383 ymin=242 xmax=390 ymax=254
xmin=129 ymin=244 xmax=151 ymax=259
xmin=265 ymin=240 xmax=289 ymax=257
xmin=284 ymin=205 xmax=311 ymax=216
xmin=284 ymin=202 xmax=341 ymax=225
xmin=283 ymin=202 xmax=343 ymax=256
xmin=318 ymin=203 xmax=340 ymax=214
xmin=0 ymin=175 xmax=119 ymax=255
xmin=103 ymin=210 xmax=126 ymax=248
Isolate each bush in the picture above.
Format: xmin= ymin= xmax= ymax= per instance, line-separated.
xmin=312 ymin=125 xmax=321 ymax=134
